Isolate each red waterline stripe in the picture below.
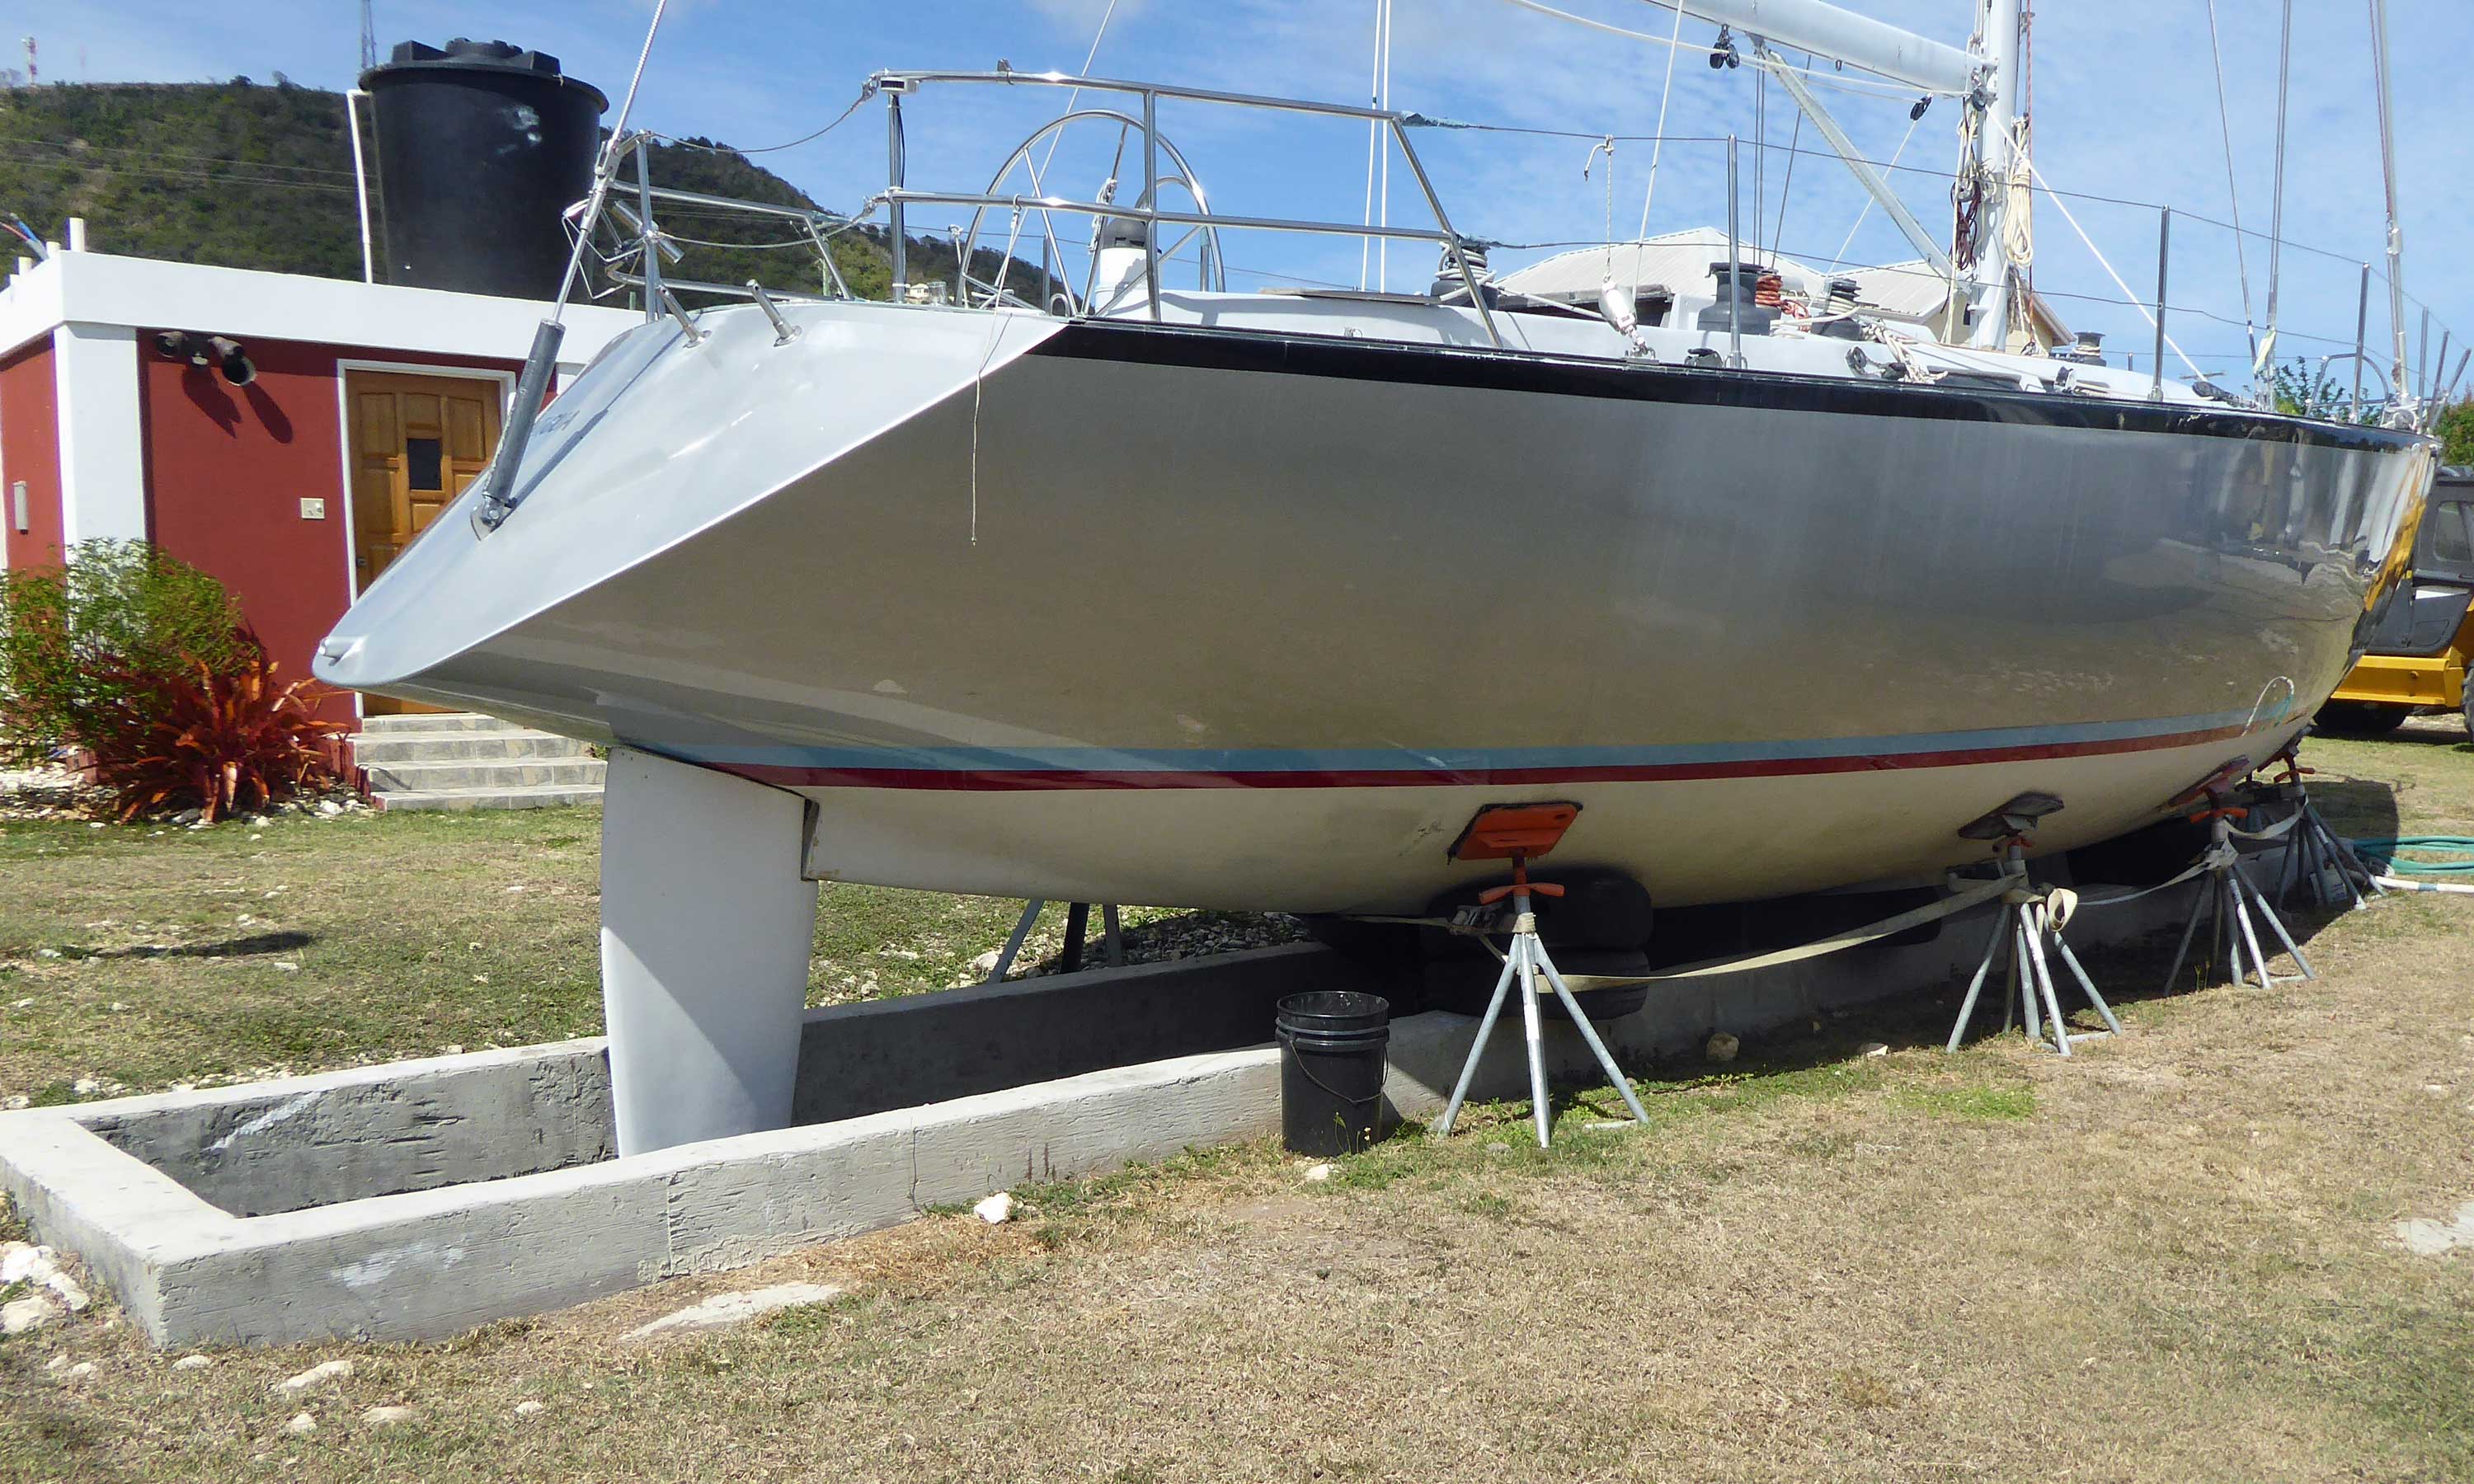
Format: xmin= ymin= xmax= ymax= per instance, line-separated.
xmin=703 ymin=723 xmax=2253 ymax=793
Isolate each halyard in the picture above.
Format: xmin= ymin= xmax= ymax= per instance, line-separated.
xmin=2 ymin=723 xmax=2472 ymax=1482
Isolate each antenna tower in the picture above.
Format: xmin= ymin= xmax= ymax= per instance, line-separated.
xmin=21 ymin=37 xmax=35 ymax=85
xmin=359 ymin=2 xmax=377 ymax=73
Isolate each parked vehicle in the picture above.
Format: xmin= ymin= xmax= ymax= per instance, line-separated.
xmin=2324 ymin=468 xmax=2474 ymax=738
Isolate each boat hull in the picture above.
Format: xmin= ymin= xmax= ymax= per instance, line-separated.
xmin=317 ymin=302 xmax=2434 ymax=914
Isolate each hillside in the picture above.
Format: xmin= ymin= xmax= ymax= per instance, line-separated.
xmin=0 ymin=78 xmax=1032 ymax=306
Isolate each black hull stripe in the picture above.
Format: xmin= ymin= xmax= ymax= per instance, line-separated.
xmin=1028 ymin=319 xmax=2431 ymax=455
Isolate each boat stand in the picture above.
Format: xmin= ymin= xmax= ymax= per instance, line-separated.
xmin=2161 ymin=803 xmax=2315 ymax=992
xmin=985 ymin=900 xmax=1124 ymax=982
xmin=2267 ymin=783 xmax=2378 ymax=912
xmin=2256 ymin=746 xmax=2379 ymax=911
xmin=1432 ymin=804 xmax=1650 ymax=1148
xmin=1945 ymin=796 xmax=2123 ymax=1056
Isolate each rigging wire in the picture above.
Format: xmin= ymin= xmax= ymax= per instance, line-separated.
xmin=1832 ymin=112 xmax=1921 ymax=267
xmin=1768 ymin=53 xmax=1808 ymax=262
xmin=2021 ymin=153 xmax=2203 ymax=380
xmin=2199 ymin=0 xmax=2257 ymax=369
xmin=1034 ymin=0 xmax=1125 ymax=181
xmin=1633 ymin=0 xmax=1686 ymax=241
xmin=654 ymin=85 xmax=871 ymax=156
xmin=2260 ymin=0 xmax=2292 ymax=370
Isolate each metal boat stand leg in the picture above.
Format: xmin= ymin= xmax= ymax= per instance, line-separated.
xmin=2015 ymin=918 xmax=2044 ymax=1047
xmin=2048 ymin=932 xmax=2124 ymax=1036
xmin=1946 ymin=910 xmax=2010 ymax=1052
xmin=2020 ymin=905 xmax=2073 ymax=1055
xmin=1061 ymin=902 xmax=1092 ymax=973
xmin=985 ymin=899 xmax=1047 ymax=984
xmin=1103 ymin=904 xmax=1126 ymax=966
xmin=1535 ymin=948 xmax=1653 ymax=1125
xmin=2234 ymin=866 xmax=2314 ymax=979
xmin=2161 ymin=881 xmax=2208 ymax=994
xmin=1433 ymin=948 xmax=1521 ymax=1139
xmin=600 ymin=747 xmax=820 ymax=1156
xmin=1517 ymin=935 xmax=1552 ymax=1148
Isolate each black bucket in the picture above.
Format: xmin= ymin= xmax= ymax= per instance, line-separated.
xmin=1276 ymin=991 xmax=1391 ymax=1156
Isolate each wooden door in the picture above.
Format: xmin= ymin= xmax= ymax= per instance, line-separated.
xmin=346 ymin=371 xmax=503 ymax=714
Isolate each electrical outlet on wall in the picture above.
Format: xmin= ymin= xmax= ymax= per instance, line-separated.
xmin=300 ymin=497 xmax=327 ymax=520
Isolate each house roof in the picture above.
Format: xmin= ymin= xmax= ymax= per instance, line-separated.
xmin=1497 ymin=229 xmax=1841 ymax=302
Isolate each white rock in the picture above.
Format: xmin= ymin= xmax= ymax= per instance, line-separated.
xmin=444 ymin=1045 xmax=464 ymax=1056
xmin=974 ymin=1191 xmax=1017 ymax=1223
xmin=2 ymin=1294 xmax=62 ymax=1335
xmin=62 ymin=1360 xmax=95 ymax=1378
xmin=317 ymin=801 xmax=342 ymax=817
xmin=2396 ymin=1200 xmax=2474 ymax=1257
xmin=3 ymin=1096 xmax=26 ymax=1111
xmin=0 ymin=1242 xmax=46 ymax=1284
xmin=272 ymin=962 xmax=299 ymax=973
xmin=624 ymin=1282 xmax=844 ymax=1340
xmin=107 ymin=1001 xmax=126 ymax=1012
xmin=35 ymin=948 xmax=59 ymax=959
xmin=1705 ymin=1031 xmax=1741 ymax=1064
xmin=1859 ymin=1041 xmax=1890 ymax=1058
xmin=969 ymin=949 xmax=1002 ymax=976
xmin=1302 ymin=1163 xmax=1334 ymax=1182
xmin=513 ymin=1400 xmax=546 ymax=1418
xmin=286 ymin=1412 xmax=317 ymax=1435
xmin=172 ymin=1355 xmax=213 ymax=1371
xmin=275 ymin=1358 xmax=354 ymax=1393
xmin=9 ymin=998 xmax=31 ymax=1009
xmin=362 ymin=1405 xmax=416 ymax=1427
xmin=44 ymin=1270 xmax=89 ymax=1313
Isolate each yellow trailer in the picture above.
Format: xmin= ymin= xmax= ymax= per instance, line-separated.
xmin=2324 ymin=468 xmax=2474 ymax=737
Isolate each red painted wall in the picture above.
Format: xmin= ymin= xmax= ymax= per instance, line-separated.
xmin=139 ymin=334 xmax=518 ymax=724
xmin=1 ymin=336 xmax=63 ymax=571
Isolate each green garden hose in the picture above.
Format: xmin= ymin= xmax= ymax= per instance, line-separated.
xmin=2347 ymin=837 xmax=2474 ymax=876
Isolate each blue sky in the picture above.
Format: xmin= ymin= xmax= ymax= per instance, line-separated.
xmin=15 ymin=1 xmax=2472 ymax=395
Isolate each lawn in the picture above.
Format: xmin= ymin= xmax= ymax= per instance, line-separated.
xmin=2 ymin=719 xmax=2472 ymax=1482
xmin=0 ymin=808 xmax=1294 ymax=1106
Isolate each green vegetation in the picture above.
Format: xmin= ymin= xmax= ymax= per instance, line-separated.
xmin=1 ymin=80 xmax=1032 ymax=306
xmin=2432 ymin=398 xmax=2474 ymax=465
xmin=0 ymin=539 xmax=245 ymax=766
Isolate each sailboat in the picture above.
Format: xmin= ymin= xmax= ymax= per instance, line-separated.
xmin=317 ymin=0 xmax=2437 ymax=924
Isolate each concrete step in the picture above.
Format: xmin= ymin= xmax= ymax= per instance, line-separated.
xmin=350 ymin=730 xmax=597 ymax=765
xmin=372 ymin=782 xmax=605 ymax=812
xmin=358 ymin=711 xmax=514 ymax=735
xmin=362 ymin=758 xmax=607 ymax=793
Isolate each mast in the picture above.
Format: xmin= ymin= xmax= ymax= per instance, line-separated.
xmin=1964 ymin=0 xmax=2021 ymax=350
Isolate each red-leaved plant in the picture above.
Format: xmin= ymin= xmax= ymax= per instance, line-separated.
xmin=84 ymin=626 xmax=347 ymax=822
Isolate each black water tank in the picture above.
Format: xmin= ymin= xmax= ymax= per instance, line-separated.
xmin=362 ymin=39 xmax=609 ymax=299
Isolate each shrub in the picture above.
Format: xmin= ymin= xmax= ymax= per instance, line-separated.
xmin=0 ymin=540 xmax=247 ymax=766
xmin=84 ymin=626 xmax=344 ymax=822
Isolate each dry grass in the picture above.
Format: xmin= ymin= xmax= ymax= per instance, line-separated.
xmin=3 ymin=726 xmax=2472 ymax=1482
